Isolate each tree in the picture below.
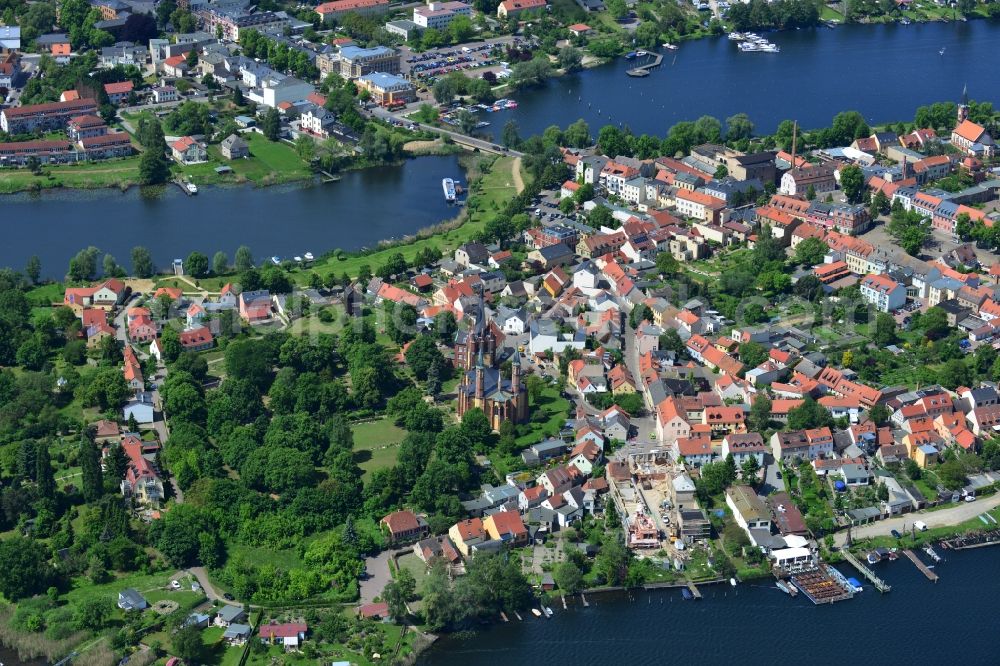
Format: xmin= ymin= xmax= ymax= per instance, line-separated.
xmin=553 ymin=560 xmax=584 ymax=593
xmin=840 ymin=164 xmax=865 ymax=204
xmin=563 ymin=119 xmax=591 ymax=148
xmin=131 ymin=246 xmax=155 ymax=278
xmin=383 ymin=568 xmax=416 ymax=620
xmin=36 ymin=441 xmax=55 ymax=499
xmin=873 ymin=312 xmax=897 ymax=346
xmin=68 ymin=246 xmax=100 ymax=281
xmin=405 ymin=335 xmax=445 ymax=381
xmin=172 ymin=625 xmax=206 ymax=663
xmin=0 ymin=537 xmax=52 ymax=600
xmin=212 ymin=251 xmax=229 ymax=275
xmin=787 ymin=396 xmax=832 ymax=430
xmin=741 ymin=456 xmax=760 ymax=483
xmin=80 ymin=437 xmax=104 ymax=502
xmin=138 ymin=147 xmax=170 ymax=185
xmin=748 ymin=393 xmax=772 ymax=432
xmin=794 ymin=237 xmax=828 ymax=266
xmin=655 ymin=252 xmax=679 ymax=276
xmin=940 ymin=358 xmax=971 ymax=390
xmin=607 ymin=0 xmax=627 ymax=18
xmin=455 ymin=108 xmax=478 ymax=136
xmin=726 ymin=112 xmax=754 ymax=141
xmin=262 ymin=107 xmax=281 ymax=141
xmin=25 ymin=256 xmax=41 ymax=285
xmin=235 ymin=245 xmax=254 ymax=272
xmin=557 ymin=46 xmax=582 ymax=72
xmin=738 ymin=341 xmax=768 ymax=368
xmin=185 ymin=251 xmax=209 ymax=278
xmin=73 ymin=597 xmax=112 ymax=631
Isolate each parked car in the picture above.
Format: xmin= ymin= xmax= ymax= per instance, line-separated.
xmin=891 ymin=529 xmax=901 ymax=539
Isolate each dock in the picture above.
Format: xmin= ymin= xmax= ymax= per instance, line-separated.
xmin=902 ymin=549 xmax=939 ymax=582
xmin=626 ymin=53 xmax=663 ymax=77
xmin=842 ymin=550 xmax=892 ymax=593
xmin=173 ymin=179 xmax=195 ymax=195
xmin=686 ymin=582 xmax=702 ymax=600
xmin=581 ymin=593 xmax=589 ymax=607
xmin=561 ymin=595 xmax=567 ymax=609
xmin=790 ymin=565 xmax=855 ymax=605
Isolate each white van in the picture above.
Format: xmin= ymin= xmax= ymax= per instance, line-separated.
xmin=914 ymin=521 xmax=928 ymax=532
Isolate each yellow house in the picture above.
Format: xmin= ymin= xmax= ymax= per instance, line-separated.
xmin=447 ymin=518 xmax=485 ymax=557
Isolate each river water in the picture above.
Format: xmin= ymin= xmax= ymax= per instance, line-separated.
xmin=420 ymin=545 xmax=1000 ymax=665
xmin=494 ymin=19 xmax=1000 ymax=139
xmin=0 ymin=155 xmax=465 ymax=279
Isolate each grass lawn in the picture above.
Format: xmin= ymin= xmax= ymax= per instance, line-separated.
xmin=396 ymin=553 xmax=430 ymax=584
xmin=226 ymin=543 xmax=303 ymax=571
xmin=26 ymin=282 xmax=65 ymax=305
xmin=176 ymin=134 xmax=312 ymax=187
xmin=303 ymin=154 xmax=522 ymax=284
xmin=516 ymin=386 xmax=572 ymax=445
xmin=819 ymin=5 xmax=844 ymax=20
xmin=288 ymin=306 xmax=347 ymax=336
xmin=353 ymin=417 xmax=408 ymax=480
xmin=0 ymin=156 xmax=142 ymax=193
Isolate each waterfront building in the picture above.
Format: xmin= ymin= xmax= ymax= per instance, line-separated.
xmin=0 ymin=98 xmax=99 ymax=134
xmin=356 ymin=72 xmax=416 ymax=107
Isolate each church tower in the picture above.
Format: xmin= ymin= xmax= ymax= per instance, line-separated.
xmin=511 ymin=347 xmax=521 ymax=395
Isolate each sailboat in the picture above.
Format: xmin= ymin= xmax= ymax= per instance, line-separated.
xmin=939 ymin=47 xmax=946 ymax=56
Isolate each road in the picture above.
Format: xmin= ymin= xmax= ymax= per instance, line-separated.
xmin=370 ymin=105 xmax=523 ymax=158
xmin=359 ymin=549 xmax=395 ymax=605
xmin=834 ymin=493 xmax=1000 ymax=546
xmin=184 ymin=567 xmax=237 ymax=605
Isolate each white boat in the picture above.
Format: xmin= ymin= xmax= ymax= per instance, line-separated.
xmin=729 ymin=578 xmax=737 ymax=587
xmin=542 ymin=606 xmax=553 ymax=617
xmin=442 ymin=177 xmax=456 ymax=202
xmin=727 ymin=32 xmax=746 ymax=41
xmin=293 ymin=256 xmax=302 ymax=263
xmin=531 ymin=608 xmax=542 ymax=617
xmin=185 ymin=182 xmax=198 ymax=194
xmin=776 ymin=581 xmax=792 ymax=595
xmin=662 ymin=43 xmax=678 ymax=50
xmin=636 ymin=50 xmax=648 ymax=57
xmin=270 ymin=256 xmax=281 ymax=265
xmin=939 ymin=47 xmax=946 ymax=56
xmin=760 ymin=44 xmax=780 ymax=52
xmin=303 ymin=252 xmax=314 ymax=262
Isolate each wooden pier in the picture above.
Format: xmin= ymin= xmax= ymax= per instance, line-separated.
xmin=902 ymin=549 xmax=939 ymax=582
xmin=581 ymin=594 xmax=589 ymax=607
xmin=686 ymin=582 xmax=702 ymax=600
xmin=842 ymin=550 xmax=892 ymax=593
xmin=626 ymin=53 xmax=664 ymax=77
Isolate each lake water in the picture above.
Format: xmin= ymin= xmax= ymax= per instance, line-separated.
xmin=0 ymin=155 xmax=465 ymax=279
xmin=494 ymin=19 xmax=1000 ymax=138
xmin=420 ymin=546 xmax=1000 ymax=665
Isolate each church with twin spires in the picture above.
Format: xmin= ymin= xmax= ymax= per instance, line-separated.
xmin=455 ymin=294 xmax=529 ymax=431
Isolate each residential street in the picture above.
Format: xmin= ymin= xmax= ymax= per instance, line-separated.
xmin=833 ymin=493 xmax=1000 ymax=546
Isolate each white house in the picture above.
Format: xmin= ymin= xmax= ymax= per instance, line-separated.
xmin=860 ymin=273 xmax=906 ymax=312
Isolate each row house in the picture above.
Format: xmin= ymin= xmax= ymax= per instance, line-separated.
xmin=600 ymin=161 xmax=640 ymax=194
xmin=675 ymin=189 xmax=727 ymax=224
xmin=806 ymin=202 xmax=871 ymax=235
xmin=779 ymin=163 xmax=836 ymax=196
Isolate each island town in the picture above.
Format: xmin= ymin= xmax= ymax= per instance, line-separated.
xmin=1 ymin=0 xmax=1000 ymax=664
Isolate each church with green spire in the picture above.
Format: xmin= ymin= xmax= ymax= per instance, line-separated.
xmin=456 ymin=333 xmax=529 ymax=431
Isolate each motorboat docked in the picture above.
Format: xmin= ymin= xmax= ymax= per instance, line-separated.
xmin=303 ymin=252 xmax=314 ymax=262
xmin=185 ymin=182 xmax=198 ymax=194
xmin=270 ymin=256 xmax=281 ymax=265
xmin=442 ymin=177 xmax=456 ymax=202
xmin=662 ymin=43 xmax=678 ymax=50
xmin=636 ymin=50 xmax=648 ymax=56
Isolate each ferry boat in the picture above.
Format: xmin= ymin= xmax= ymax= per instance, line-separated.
xmin=442 ymin=177 xmax=457 ymax=202
xmin=185 ymin=182 xmax=198 ymax=194
xmin=662 ymin=43 xmax=678 ymax=50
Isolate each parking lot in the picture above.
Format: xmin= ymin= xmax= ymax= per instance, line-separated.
xmin=399 ymin=36 xmax=521 ymax=83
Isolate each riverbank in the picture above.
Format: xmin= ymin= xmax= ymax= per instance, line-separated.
xmin=300 ymin=152 xmax=526 ymax=285
xmin=419 ymin=545 xmax=1000 ymax=665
